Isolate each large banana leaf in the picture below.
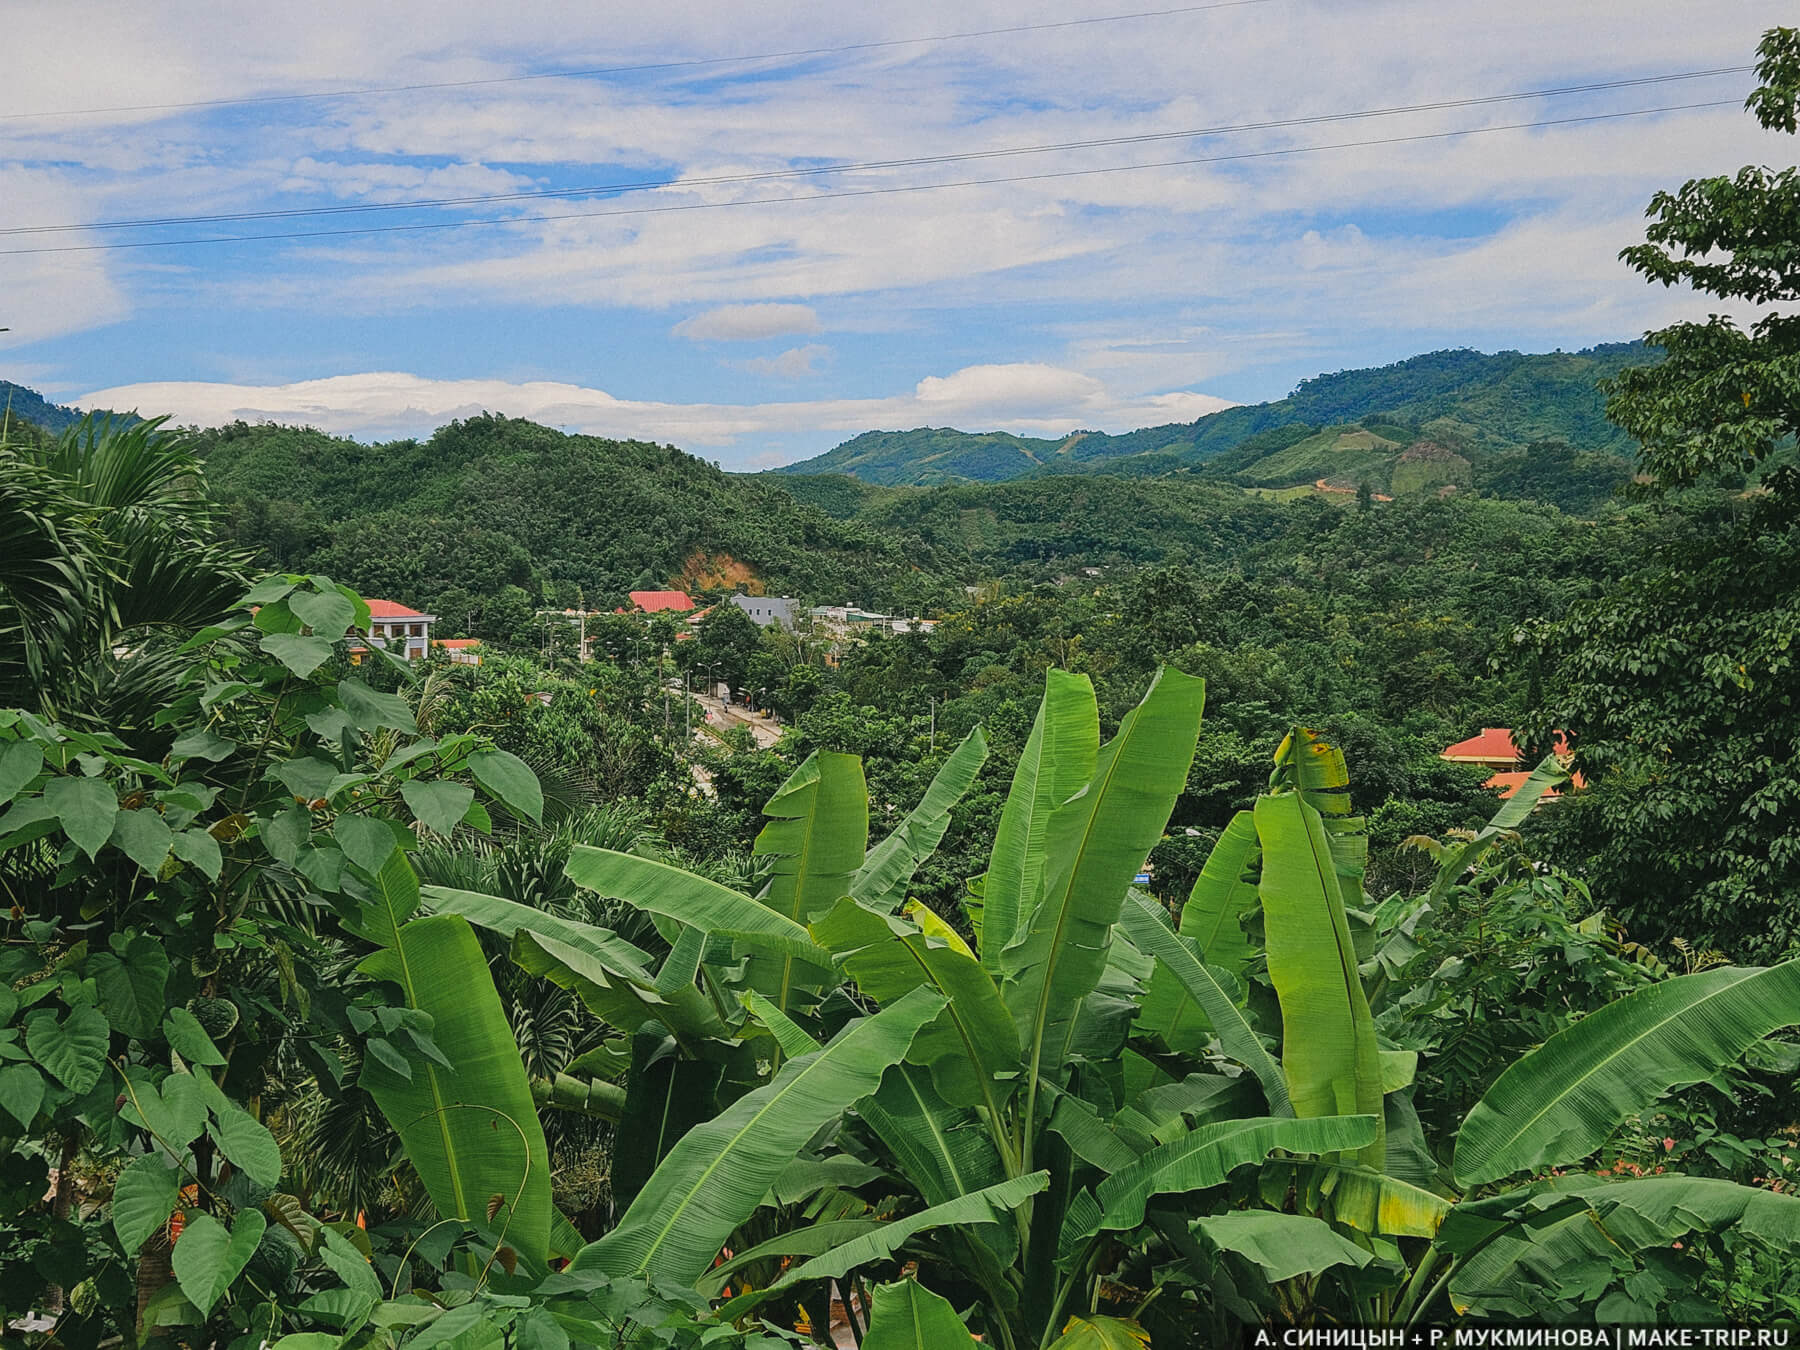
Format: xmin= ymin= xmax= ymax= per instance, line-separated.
xmin=1453 ymin=960 xmax=1800 ymax=1185
xmin=716 ymin=1172 xmax=1049 ymax=1317
xmin=1070 ymin=1114 xmax=1380 ymax=1245
xmin=852 ymin=727 xmax=988 ymax=911
xmin=427 ymin=885 xmax=726 ymax=1040
xmin=859 ymin=1064 xmax=1008 ymax=1209
xmin=1003 ymin=668 xmax=1205 ymax=1110
xmin=756 ymin=750 xmax=869 ymax=924
xmin=422 ymin=885 xmax=658 ymax=972
xmin=1117 ymin=891 xmax=1289 ymax=1115
xmin=980 ymin=669 xmax=1097 ymax=973
xmin=862 ymin=1279 xmax=981 ymax=1350
xmin=1179 ymin=810 xmax=1260 ymax=969
xmin=570 ymin=987 xmax=944 ymax=1285
xmin=356 ymin=856 xmax=552 ymax=1263
xmin=813 ymin=895 xmax=1020 ymax=1112
xmin=610 ymin=1028 xmax=727 ymax=1213
xmin=563 ymin=846 xmax=813 ymax=942
xmin=1312 ymin=1162 xmax=1451 ymax=1238
xmin=1255 ymin=792 xmax=1385 ymax=1168
xmin=1426 ymin=751 xmax=1567 ymax=901
xmin=1271 ymin=728 xmax=1367 ymax=899
xmin=1196 ymin=1210 xmax=1373 ymax=1284
xmin=1441 ymin=1175 xmax=1800 ymax=1317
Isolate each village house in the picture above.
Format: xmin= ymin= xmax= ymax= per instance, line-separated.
xmin=354 ymin=599 xmax=435 ymax=661
xmin=1441 ymin=727 xmax=1583 ymax=799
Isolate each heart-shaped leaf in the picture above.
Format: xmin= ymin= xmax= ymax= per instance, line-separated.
xmin=260 ymin=632 xmax=334 ymax=678
xmin=0 ymin=1064 xmax=45 ymax=1130
xmin=208 ymin=1106 xmax=282 ymax=1188
xmin=42 ymin=776 xmax=118 ymax=860
xmin=163 ymin=1008 xmax=226 ymax=1067
xmin=26 ymin=1003 xmax=109 ymax=1092
xmin=172 ymin=1209 xmax=266 ymax=1315
xmin=334 ymin=815 xmax=397 ymax=875
xmin=91 ymin=935 xmax=171 ymax=1038
xmin=469 ymin=750 xmax=542 ymax=824
xmin=0 ymin=741 xmax=44 ymax=806
xmin=113 ymin=1153 xmax=181 ymax=1254
xmin=400 ymin=780 xmax=474 ymax=838
xmin=289 ymin=590 xmax=357 ymax=640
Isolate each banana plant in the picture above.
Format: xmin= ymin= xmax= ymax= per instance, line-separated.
xmin=1132 ymin=729 xmax=1800 ymax=1329
xmin=474 ymin=670 xmax=1393 ymax=1349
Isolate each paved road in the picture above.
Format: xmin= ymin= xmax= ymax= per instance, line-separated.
xmin=693 ymin=691 xmax=783 ymax=748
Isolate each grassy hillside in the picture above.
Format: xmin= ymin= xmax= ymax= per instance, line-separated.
xmin=787 ymin=427 xmax=1060 ymax=485
xmin=778 ymin=343 xmax=1653 ymax=487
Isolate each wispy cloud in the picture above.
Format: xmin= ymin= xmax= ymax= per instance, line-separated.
xmin=672 ymin=303 xmax=822 ymax=341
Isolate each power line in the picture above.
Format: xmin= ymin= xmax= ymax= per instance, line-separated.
xmin=0 ymin=1 xmax=1276 ymax=122
xmin=0 ymin=99 xmax=1734 ymax=258
xmin=0 ymin=66 xmax=1751 ymax=238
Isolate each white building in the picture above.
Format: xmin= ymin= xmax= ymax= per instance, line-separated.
xmin=359 ymin=599 xmax=436 ymax=661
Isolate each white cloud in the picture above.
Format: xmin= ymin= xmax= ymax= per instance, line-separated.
xmin=734 ymin=343 xmax=832 ymax=377
xmin=673 ymin=303 xmax=821 ymax=341
xmin=77 ymin=362 xmax=1237 ymax=462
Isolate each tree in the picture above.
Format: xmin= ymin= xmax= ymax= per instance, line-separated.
xmin=1518 ymin=28 xmax=1800 ymax=957
xmin=683 ymin=601 xmax=761 ymax=698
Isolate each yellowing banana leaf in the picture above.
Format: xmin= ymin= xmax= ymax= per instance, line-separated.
xmin=853 ymin=727 xmax=988 ymax=911
xmin=980 ymin=669 xmax=1098 ymax=974
xmin=1003 ymin=667 xmax=1205 ymax=1111
xmin=1047 ymin=1315 xmax=1150 ymax=1349
xmin=1312 ymin=1162 xmax=1451 ymax=1238
xmin=570 ymin=987 xmax=944 ymax=1285
xmin=1271 ymin=728 xmax=1368 ymax=899
xmin=1453 ymin=959 xmax=1800 ymax=1186
xmin=1255 ymin=792 xmax=1385 ymax=1169
xmin=356 ymin=857 xmax=551 ymax=1263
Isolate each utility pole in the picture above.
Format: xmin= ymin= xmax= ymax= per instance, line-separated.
xmin=684 ymin=673 xmax=691 ymax=742
xmin=930 ymin=695 xmax=936 ymax=754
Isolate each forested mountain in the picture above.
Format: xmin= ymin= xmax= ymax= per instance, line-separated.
xmin=0 ymin=379 xmax=104 ymax=433
xmin=185 ymin=414 xmax=941 ymax=635
xmin=778 ymin=343 xmax=1652 ymax=487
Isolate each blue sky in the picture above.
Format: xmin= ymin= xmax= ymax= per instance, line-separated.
xmin=1 ymin=0 xmax=1789 ymax=468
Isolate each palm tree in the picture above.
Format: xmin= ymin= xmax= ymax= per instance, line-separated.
xmin=0 ymin=412 xmax=249 ymax=730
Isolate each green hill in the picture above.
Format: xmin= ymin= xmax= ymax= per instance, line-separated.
xmin=778 ymin=344 xmax=1653 ymax=488
xmin=190 ymin=414 xmax=944 ymax=635
xmin=1 ymin=379 xmax=113 ymax=434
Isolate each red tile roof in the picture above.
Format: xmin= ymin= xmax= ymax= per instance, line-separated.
xmin=365 ymin=599 xmax=428 ymax=618
xmin=628 ymin=590 xmax=695 ymax=613
xmin=1442 ymin=727 xmax=1572 ymax=765
xmin=1482 ymin=769 xmax=1586 ymax=799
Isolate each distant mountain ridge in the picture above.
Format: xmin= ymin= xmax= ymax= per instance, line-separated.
xmin=1 ymin=380 xmax=94 ymax=433
xmin=778 ymin=343 xmax=1652 ymax=486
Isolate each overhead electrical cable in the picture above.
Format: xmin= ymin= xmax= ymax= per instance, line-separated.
xmin=0 ymin=0 xmax=1275 ymax=122
xmin=0 ymin=65 xmax=1753 ymax=238
xmin=0 ymin=99 xmax=1736 ymax=258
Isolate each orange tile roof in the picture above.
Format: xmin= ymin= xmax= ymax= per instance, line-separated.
xmin=433 ymin=638 xmax=482 ymax=649
xmin=365 ymin=598 xmax=428 ymax=618
xmin=628 ymin=590 xmax=695 ymax=613
xmin=1482 ymin=769 xmax=1585 ymax=799
xmin=1442 ymin=727 xmax=1572 ymax=765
